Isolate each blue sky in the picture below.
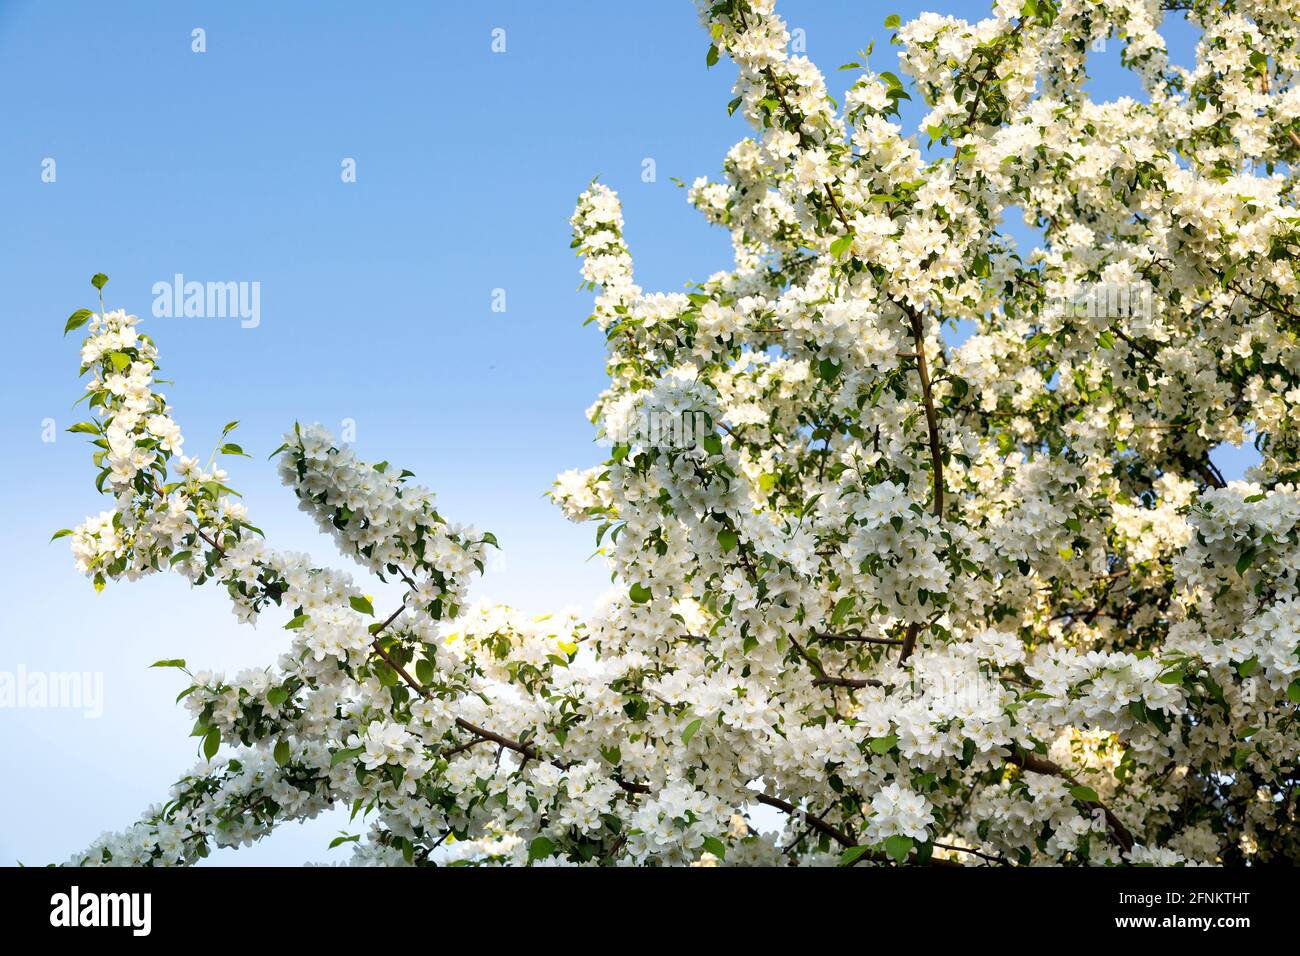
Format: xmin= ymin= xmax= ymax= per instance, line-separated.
xmin=0 ymin=1 xmax=1244 ymax=865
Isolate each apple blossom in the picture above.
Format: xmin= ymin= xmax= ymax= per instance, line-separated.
xmin=53 ymin=0 xmax=1300 ymax=867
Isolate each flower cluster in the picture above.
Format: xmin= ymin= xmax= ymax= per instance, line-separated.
xmin=60 ymin=0 xmax=1300 ymax=867
xmin=277 ymin=423 xmax=491 ymax=620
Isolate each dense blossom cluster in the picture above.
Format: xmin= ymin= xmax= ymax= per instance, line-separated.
xmin=59 ymin=0 xmax=1300 ymax=866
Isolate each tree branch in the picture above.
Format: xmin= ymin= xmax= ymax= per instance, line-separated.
xmin=811 ymin=632 xmax=905 ymax=646
xmin=1008 ymin=749 xmax=1135 ymax=854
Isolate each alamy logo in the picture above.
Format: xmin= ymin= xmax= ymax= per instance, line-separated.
xmin=49 ymin=886 xmax=151 ymax=936
xmin=600 ymin=409 xmax=710 ymax=450
xmin=0 ymin=665 xmax=102 ymax=718
xmin=1046 ymin=282 xmax=1152 ymax=321
xmin=151 ymin=274 xmax=261 ymax=328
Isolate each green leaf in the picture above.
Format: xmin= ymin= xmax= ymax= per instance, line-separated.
xmin=64 ymin=308 xmax=94 ymax=336
xmin=831 ymin=596 xmax=855 ymax=628
xmin=284 ymin=614 xmax=308 ymax=629
xmin=267 ymin=686 xmax=290 ymax=707
xmin=1069 ymin=785 xmax=1100 ymax=804
xmin=839 ymin=844 xmax=871 ymax=865
xmin=329 ymin=833 xmax=360 ymax=849
xmin=218 ymin=443 xmax=248 ymax=457
xmin=884 ymin=835 xmax=914 ymax=862
xmin=1235 ymin=547 xmax=1257 ymax=576
xmin=706 ymin=44 xmax=719 ymax=68
xmin=629 ymin=582 xmax=652 ymax=604
xmin=701 ymin=835 xmax=726 ymax=859
xmin=169 ymin=550 xmax=192 ymax=566
xmin=91 ymin=273 xmax=109 ymax=290
xmin=202 ymin=727 xmax=220 ymax=761
xmin=718 ymin=529 xmax=739 ymax=553
xmin=150 ymin=659 xmax=187 ymax=669
xmin=1287 ymin=679 xmax=1300 ymax=705
xmin=330 ymin=745 xmax=364 ymax=768
xmin=50 ymin=529 xmax=73 ymax=542
xmin=1236 ymin=656 xmax=1259 ymax=678
xmin=221 ymin=420 xmax=240 ymax=437
xmin=870 ymin=734 xmax=897 ymax=755
xmin=829 ymin=235 xmax=853 ymax=258
xmin=108 ymin=351 xmax=131 ymax=372
xmin=681 ymin=717 xmax=703 ymax=745
xmin=528 ymin=836 xmax=556 ymax=862
xmin=274 ymin=739 xmax=291 ymax=767
xmin=884 ymin=14 xmax=901 ymax=28
xmin=349 ymin=595 xmax=375 ymax=616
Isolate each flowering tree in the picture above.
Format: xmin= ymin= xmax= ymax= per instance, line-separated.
xmin=57 ymin=0 xmax=1300 ymax=867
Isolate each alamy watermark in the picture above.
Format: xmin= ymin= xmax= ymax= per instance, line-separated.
xmin=599 ymin=409 xmax=711 ymax=450
xmin=50 ymin=886 xmax=151 ymax=935
xmin=0 ymin=665 xmax=103 ymax=718
xmin=1046 ymin=282 xmax=1152 ymax=321
xmin=152 ymin=274 xmax=260 ymax=328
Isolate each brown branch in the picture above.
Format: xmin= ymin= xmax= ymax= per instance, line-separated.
xmin=150 ymin=479 xmax=230 ymax=557
xmin=753 ymin=793 xmax=854 ymax=848
xmin=903 ymin=302 xmax=946 ymax=521
xmin=1112 ymin=327 xmax=1156 ymax=361
xmin=1257 ymin=66 xmax=1300 ymax=152
xmin=1228 ymin=281 xmax=1300 ymax=325
xmin=367 ymin=636 xmax=552 ymax=766
xmin=810 ymin=632 xmax=905 ymax=646
xmin=897 ymin=620 xmax=923 ymax=664
xmin=1192 ymin=458 xmax=1226 ymax=490
xmin=792 ymin=633 xmax=884 ymax=690
xmin=753 ymin=792 xmax=961 ymax=866
xmin=812 ymin=675 xmax=884 ymax=689
xmin=440 ymin=736 xmax=493 ymax=759
xmin=959 ymin=17 xmax=1030 ymax=133
xmin=728 ymin=11 xmax=949 ymax=537
xmin=933 ymin=841 xmax=1007 ymax=865
xmin=1008 ymin=749 xmax=1135 ymax=853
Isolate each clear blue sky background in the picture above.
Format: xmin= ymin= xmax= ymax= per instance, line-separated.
xmin=0 ymin=1 xmax=1242 ymax=865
